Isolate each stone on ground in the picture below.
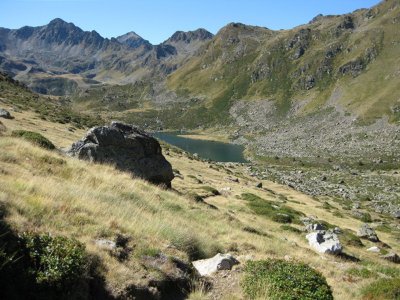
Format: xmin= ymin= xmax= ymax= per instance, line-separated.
xmin=357 ymin=223 xmax=379 ymax=242
xmin=306 ymin=231 xmax=342 ymax=254
xmin=192 ymin=253 xmax=239 ymax=276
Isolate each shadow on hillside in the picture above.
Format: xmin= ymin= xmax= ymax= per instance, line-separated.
xmin=0 ymin=202 xmax=115 ymax=300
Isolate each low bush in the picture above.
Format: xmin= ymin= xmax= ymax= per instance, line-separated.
xmin=242 ymin=259 xmax=333 ymax=300
xmin=20 ymin=233 xmax=87 ymax=287
xmin=12 ymin=130 xmax=55 ymax=150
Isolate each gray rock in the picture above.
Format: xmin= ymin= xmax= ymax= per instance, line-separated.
xmin=392 ymin=210 xmax=400 ymax=219
xmin=305 ymin=223 xmax=325 ymax=232
xmin=192 ymin=253 xmax=239 ymax=276
xmin=255 ymin=182 xmax=263 ymax=188
xmin=0 ymin=108 xmax=12 ymax=119
xmin=357 ymin=223 xmax=379 ymax=242
xmin=366 ymin=246 xmax=380 ymax=253
xmin=68 ymin=122 xmax=174 ymax=187
xmin=95 ymin=239 xmax=116 ymax=251
xmin=306 ymin=231 xmax=342 ymax=254
xmin=380 ymin=253 xmax=400 ymax=264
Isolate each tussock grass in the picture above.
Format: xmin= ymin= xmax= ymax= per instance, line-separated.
xmin=0 ymin=137 xmax=225 ymax=291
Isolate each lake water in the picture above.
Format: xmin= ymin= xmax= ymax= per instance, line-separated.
xmin=153 ymin=132 xmax=247 ymax=163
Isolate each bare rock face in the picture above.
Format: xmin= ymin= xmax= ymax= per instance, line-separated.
xmin=67 ymin=122 xmax=174 ymax=187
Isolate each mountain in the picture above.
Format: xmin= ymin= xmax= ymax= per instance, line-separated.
xmin=0 ymin=1 xmax=399 ymax=161
xmin=0 ymin=18 xmax=213 ymax=93
xmin=66 ymin=0 xmax=399 ymax=164
xmin=163 ymin=0 xmax=400 ymax=134
xmin=116 ymin=31 xmax=152 ymax=49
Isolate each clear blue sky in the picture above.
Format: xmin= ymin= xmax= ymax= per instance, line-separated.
xmin=0 ymin=0 xmax=381 ymax=44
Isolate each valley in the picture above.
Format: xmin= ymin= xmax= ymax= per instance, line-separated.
xmin=0 ymin=0 xmax=399 ymax=299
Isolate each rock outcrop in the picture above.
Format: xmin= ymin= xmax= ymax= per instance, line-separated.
xmin=0 ymin=108 xmax=12 ymax=119
xmin=306 ymin=231 xmax=342 ymax=254
xmin=67 ymin=122 xmax=174 ymax=187
xmin=192 ymin=253 xmax=239 ymax=276
xmin=380 ymin=253 xmax=400 ymax=264
xmin=357 ymin=223 xmax=379 ymax=242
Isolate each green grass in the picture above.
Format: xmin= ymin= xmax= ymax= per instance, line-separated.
xmin=242 ymin=259 xmax=333 ymax=300
xmin=0 ymin=73 xmax=102 ymax=128
xmin=346 ymin=267 xmax=376 ymax=279
xmin=11 ymin=130 xmax=55 ymax=150
xmin=200 ymin=186 xmax=220 ymax=196
xmin=241 ymin=193 xmax=304 ymax=224
xmin=280 ymin=224 xmax=302 ymax=234
xmin=361 ymin=278 xmax=400 ymax=300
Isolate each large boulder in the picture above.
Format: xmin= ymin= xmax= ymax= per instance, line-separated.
xmin=306 ymin=231 xmax=342 ymax=254
xmin=357 ymin=223 xmax=379 ymax=242
xmin=67 ymin=122 xmax=174 ymax=187
xmin=192 ymin=253 xmax=239 ymax=276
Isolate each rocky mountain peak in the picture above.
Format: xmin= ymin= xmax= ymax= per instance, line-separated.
xmin=168 ymin=28 xmax=213 ymax=44
xmin=48 ymin=18 xmax=69 ymax=26
xmin=116 ymin=31 xmax=152 ymax=49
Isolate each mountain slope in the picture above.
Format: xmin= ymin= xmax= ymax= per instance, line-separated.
xmin=167 ymin=0 xmax=400 ymax=125
xmin=0 ymin=19 xmax=213 ymax=93
xmin=0 ymin=104 xmax=399 ymax=299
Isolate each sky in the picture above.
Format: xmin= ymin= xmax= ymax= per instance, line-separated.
xmin=0 ymin=0 xmax=381 ymax=44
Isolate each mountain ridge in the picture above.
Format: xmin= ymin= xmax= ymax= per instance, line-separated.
xmin=0 ymin=17 xmax=214 ymax=91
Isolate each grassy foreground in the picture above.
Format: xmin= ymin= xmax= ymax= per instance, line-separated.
xmin=0 ymin=109 xmax=399 ymax=299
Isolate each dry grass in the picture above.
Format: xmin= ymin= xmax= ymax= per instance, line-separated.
xmin=0 ymin=111 xmax=399 ymax=298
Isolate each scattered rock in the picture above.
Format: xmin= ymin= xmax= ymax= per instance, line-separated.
xmin=380 ymin=253 xmax=400 ymax=264
xmin=227 ymin=177 xmax=239 ymax=183
xmin=357 ymin=223 xmax=379 ymax=242
xmin=95 ymin=239 xmax=117 ymax=251
xmin=192 ymin=253 xmax=239 ymax=276
xmin=0 ymin=108 xmax=13 ymax=119
xmin=305 ymin=223 xmax=325 ymax=232
xmin=306 ymin=231 xmax=342 ymax=254
xmin=367 ymin=246 xmax=380 ymax=253
xmin=392 ymin=210 xmax=400 ymax=219
xmin=67 ymin=121 xmax=174 ymax=187
xmin=219 ymin=187 xmax=232 ymax=193
xmin=333 ymin=227 xmax=342 ymax=234
xmin=300 ymin=216 xmax=317 ymax=226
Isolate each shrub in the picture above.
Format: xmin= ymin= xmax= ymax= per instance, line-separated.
xmin=272 ymin=213 xmax=293 ymax=223
xmin=361 ymin=278 xmax=400 ymax=300
xmin=20 ymin=233 xmax=87 ymax=286
xmin=12 ymin=130 xmax=55 ymax=150
xmin=242 ymin=259 xmax=333 ymax=300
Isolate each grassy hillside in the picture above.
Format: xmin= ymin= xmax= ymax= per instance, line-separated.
xmin=0 ymin=72 xmax=102 ymax=128
xmin=1 ymin=105 xmax=399 ymax=299
xmin=167 ymin=0 xmax=400 ymax=126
